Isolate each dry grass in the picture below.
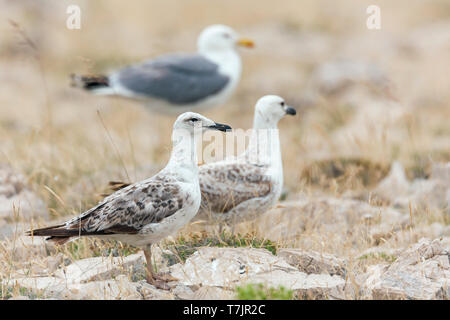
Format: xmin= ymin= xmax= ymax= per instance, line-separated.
xmin=0 ymin=0 xmax=449 ymax=299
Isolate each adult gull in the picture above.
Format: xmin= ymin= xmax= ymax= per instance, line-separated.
xmin=72 ymin=24 xmax=254 ymax=114
xmin=26 ymin=112 xmax=231 ymax=289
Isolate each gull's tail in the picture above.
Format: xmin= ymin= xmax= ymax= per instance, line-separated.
xmin=70 ymin=73 xmax=112 ymax=94
xmin=25 ymin=224 xmax=76 ymax=245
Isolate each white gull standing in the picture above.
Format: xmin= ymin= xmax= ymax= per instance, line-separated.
xmin=196 ymin=95 xmax=296 ymax=229
xmin=71 ymin=24 xmax=254 ymax=114
xmin=26 ymin=112 xmax=231 ymax=289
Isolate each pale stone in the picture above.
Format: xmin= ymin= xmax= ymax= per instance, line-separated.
xmin=170 ymin=247 xmax=346 ymax=299
xmin=363 ymin=238 xmax=450 ymax=299
xmin=67 ymin=275 xmax=142 ymax=300
xmin=134 ymin=281 xmax=175 ymax=300
xmin=278 ymin=249 xmax=346 ymax=276
xmin=171 ymin=283 xmax=195 ymax=300
xmin=188 ymin=286 xmax=235 ymax=300
xmin=13 ymin=253 xmax=65 ymax=277
xmin=56 ymin=252 xmax=146 ymax=283
xmin=170 ymin=247 xmax=297 ymax=287
xmin=8 ymin=295 xmax=30 ymax=300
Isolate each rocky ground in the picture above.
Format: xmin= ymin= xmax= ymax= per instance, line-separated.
xmin=0 ymin=161 xmax=448 ymax=300
xmin=1 ymin=1 xmax=449 ymax=299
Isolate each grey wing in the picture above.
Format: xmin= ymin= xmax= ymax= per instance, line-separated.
xmin=199 ymin=162 xmax=272 ymax=214
xmin=115 ymin=54 xmax=230 ymax=104
xmin=64 ymin=181 xmax=184 ymax=235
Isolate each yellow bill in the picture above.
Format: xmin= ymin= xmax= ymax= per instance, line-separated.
xmin=237 ymin=38 xmax=255 ymax=48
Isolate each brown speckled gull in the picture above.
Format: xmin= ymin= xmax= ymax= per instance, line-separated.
xmin=195 ymin=95 xmax=296 ymax=228
xmin=26 ymin=112 xmax=231 ymax=289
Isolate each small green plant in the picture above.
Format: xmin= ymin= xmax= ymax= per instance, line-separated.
xmin=235 ymin=283 xmax=293 ymax=300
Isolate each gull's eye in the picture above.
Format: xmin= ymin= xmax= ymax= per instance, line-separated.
xmin=223 ymin=33 xmax=231 ymax=39
xmin=280 ymin=101 xmax=285 ymax=106
xmin=190 ymin=118 xmax=199 ymax=122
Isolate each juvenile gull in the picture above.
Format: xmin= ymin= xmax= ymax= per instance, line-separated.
xmin=26 ymin=112 xmax=231 ymax=288
xmin=108 ymin=96 xmax=296 ymax=230
xmin=72 ymin=24 xmax=254 ymax=114
xmin=196 ymin=95 xmax=296 ymax=228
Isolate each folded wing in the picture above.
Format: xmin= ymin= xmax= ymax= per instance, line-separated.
xmin=199 ymin=162 xmax=272 ymax=214
xmin=115 ymin=54 xmax=230 ymax=104
xmin=28 ymin=180 xmax=184 ymax=242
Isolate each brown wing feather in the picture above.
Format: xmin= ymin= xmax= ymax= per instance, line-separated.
xmin=199 ymin=162 xmax=272 ymax=213
xmin=27 ymin=179 xmax=185 ymax=241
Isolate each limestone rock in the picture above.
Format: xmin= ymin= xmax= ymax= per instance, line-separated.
xmin=8 ymin=295 xmax=30 ymax=300
xmin=171 ymin=283 xmax=196 ymax=300
xmin=363 ymin=238 xmax=450 ymax=299
xmin=170 ymin=247 xmax=346 ymax=299
xmin=14 ymin=253 xmax=64 ymax=277
xmin=56 ymin=252 xmax=146 ymax=284
xmin=135 ymin=280 xmax=175 ymax=300
xmin=170 ymin=247 xmax=296 ymax=287
xmin=66 ymin=276 xmax=174 ymax=300
xmin=174 ymin=285 xmax=234 ymax=300
xmin=278 ymin=249 xmax=346 ymax=276
xmin=66 ymin=275 xmax=142 ymax=299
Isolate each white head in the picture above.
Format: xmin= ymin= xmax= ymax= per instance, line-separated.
xmin=173 ymin=112 xmax=231 ymax=135
xmin=254 ymin=95 xmax=296 ymax=127
xmin=197 ymin=24 xmax=254 ymax=53
xmin=170 ymin=112 xmax=231 ymax=166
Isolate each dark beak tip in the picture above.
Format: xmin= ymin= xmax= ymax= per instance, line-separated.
xmin=210 ymin=123 xmax=232 ymax=132
xmin=286 ymin=107 xmax=297 ymax=116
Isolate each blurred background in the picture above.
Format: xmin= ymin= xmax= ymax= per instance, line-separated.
xmin=0 ymin=0 xmax=449 ymax=254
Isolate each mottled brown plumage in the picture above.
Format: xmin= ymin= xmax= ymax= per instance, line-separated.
xmin=26 ymin=112 xmax=230 ymax=289
xmin=199 ymin=162 xmax=272 ymax=213
xmin=28 ymin=175 xmax=184 ymax=243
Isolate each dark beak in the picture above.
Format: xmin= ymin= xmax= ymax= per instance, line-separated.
xmin=285 ymin=106 xmax=296 ymax=116
xmin=208 ymin=122 xmax=232 ymax=132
